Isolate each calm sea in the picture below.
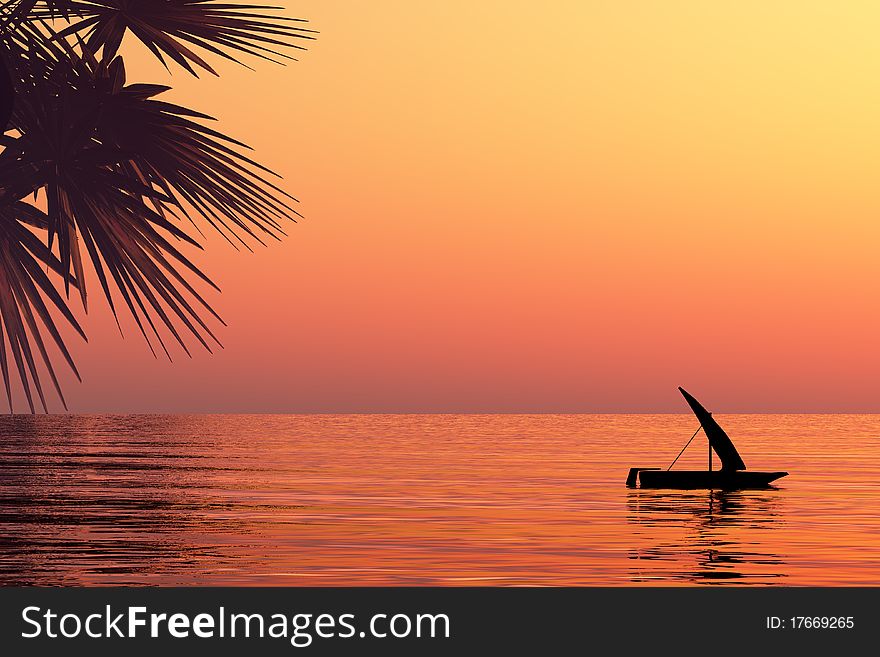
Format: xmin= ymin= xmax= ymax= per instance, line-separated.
xmin=0 ymin=414 xmax=877 ymax=586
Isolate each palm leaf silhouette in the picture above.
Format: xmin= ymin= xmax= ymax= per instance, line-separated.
xmin=30 ymin=0 xmax=316 ymax=74
xmin=0 ymin=2 xmax=310 ymax=411
xmin=0 ymin=201 xmax=86 ymax=412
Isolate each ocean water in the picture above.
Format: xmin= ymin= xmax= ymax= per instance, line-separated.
xmin=0 ymin=414 xmax=877 ymax=586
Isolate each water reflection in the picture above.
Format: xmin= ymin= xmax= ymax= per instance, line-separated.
xmin=0 ymin=413 xmax=876 ymax=585
xmin=0 ymin=415 xmax=248 ymax=585
xmin=626 ymin=489 xmax=787 ymax=583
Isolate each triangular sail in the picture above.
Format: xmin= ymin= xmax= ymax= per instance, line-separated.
xmin=678 ymin=387 xmax=746 ymax=471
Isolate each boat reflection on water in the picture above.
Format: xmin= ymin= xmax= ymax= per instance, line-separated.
xmin=626 ymin=489 xmax=787 ymax=584
xmin=2 ymin=413 xmax=873 ymax=586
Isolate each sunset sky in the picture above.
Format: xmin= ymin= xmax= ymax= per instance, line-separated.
xmin=49 ymin=1 xmax=880 ymax=412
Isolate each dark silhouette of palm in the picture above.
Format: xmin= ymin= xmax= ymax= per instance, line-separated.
xmin=0 ymin=1 xmax=314 ymax=412
xmin=0 ymin=53 xmax=11 ymax=127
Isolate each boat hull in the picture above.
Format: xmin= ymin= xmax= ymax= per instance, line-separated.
xmin=635 ymin=469 xmax=787 ymax=490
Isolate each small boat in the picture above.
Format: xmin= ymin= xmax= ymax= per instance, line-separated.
xmin=626 ymin=387 xmax=788 ymax=490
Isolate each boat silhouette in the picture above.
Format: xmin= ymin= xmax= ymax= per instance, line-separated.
xmin=626 ymin=387 xmax=788 ymax=489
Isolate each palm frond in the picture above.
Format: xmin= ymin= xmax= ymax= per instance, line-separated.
xmin=2 ymin=30 xmax=231 ymax=361
xmin=0 ymin=4 xmax=309 ymax=411
xmin=0 ymin=51 xmax=11 ymax=130
xmin=1 ymin=1 xmax=72 ymax=31
xmin=0 ymin=200 xmax=86 ymax=413
xmin=31 ymin=0 xmax=316 ymax=74
xmin=96 ymin=54 xmax=298 ymax=248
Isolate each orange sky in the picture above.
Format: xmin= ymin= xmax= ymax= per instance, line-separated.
xmin=41 ymin=1 xmax=880 ymax=411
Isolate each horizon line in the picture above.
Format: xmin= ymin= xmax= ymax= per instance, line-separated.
xmin=7 ymin=410 xmax=880 ymax=417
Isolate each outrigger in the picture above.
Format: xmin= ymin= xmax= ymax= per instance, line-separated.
xmin=626 ymin=387 xmax=788 ymax=489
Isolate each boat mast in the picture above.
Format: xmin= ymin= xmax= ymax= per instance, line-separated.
xmin=709 ymin=440 xmax=712 ymax=471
